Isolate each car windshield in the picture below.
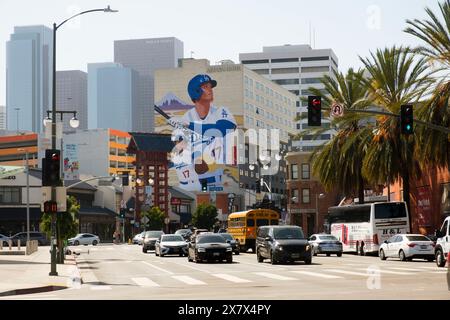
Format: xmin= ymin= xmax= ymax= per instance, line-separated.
xmin=197 ymin=235 xmax=226 ymax=244
xmin=146 ymin=231 xmax=163 ymax=238
xmin=406 ymin=235 xmax=430 ymax=241
xmin=273 ymin=228 xmax=304 ymax=239
xmin=175 ymin=229 xmax=190 ymax=234
xmin=220 ymin=234 xmax=233 ymax=241
xmin=318 ymin=235 xmax=338 ymax=241
xmin=162 ymin=235 xmax=184 ymax=242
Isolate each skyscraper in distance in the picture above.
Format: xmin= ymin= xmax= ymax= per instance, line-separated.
xmin=6 ymin=25 xmax=53 ymax=133
xmin=114 ymin=37 xmax=184 ymax=132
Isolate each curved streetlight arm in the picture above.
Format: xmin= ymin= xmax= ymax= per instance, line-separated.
xmin=55 ymin=6 xmax=118 ymax=30
xmin=65 ymin=176 xmax=118 ymax=190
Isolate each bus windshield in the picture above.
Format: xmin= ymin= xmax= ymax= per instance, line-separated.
xmin=328 ymin=205 xmax=371 ymax=224
xmin=374 ymin=203 xmax=407 ymax=219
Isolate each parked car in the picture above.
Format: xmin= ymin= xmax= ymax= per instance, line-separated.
xmin=155 ymin=234 xmax=188 ymax=257
xmin=175 ymin=229 xmax=193 ymax=241
xmin=218 ymin=233 xmax=240 ymax=255
xmin=187 ymin=233 xmax=233 ymax=263
xmin=379 ymin=234 xmax=435 ymax=261
xmin=434 ymin=216 xmax=450 ymax=267
xmin=0 ymin=234 xmax=10 ymax=246
xmin=256 ymin=225 xmax=312 ymax=264
xmin=132 ymin=231 xmax=145 ymax=245
xmin=10 ymin=232 xmax=49 ymax=246
xmin=142 ymin=230 xmax=165 ymax=253
xmin=68 ymin=233 xmax=100 ymax=246
xmin=308 ymin=234 xmax=343 ymax=257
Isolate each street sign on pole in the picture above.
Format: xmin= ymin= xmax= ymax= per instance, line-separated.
xmin=331 ymin=102 xmax=344 ymax=118
xmin=141 ymin=216 xmax=149 ymax=225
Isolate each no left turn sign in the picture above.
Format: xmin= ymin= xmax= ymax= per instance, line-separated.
xmin=331 ymin=102 xmax=344 ymax=117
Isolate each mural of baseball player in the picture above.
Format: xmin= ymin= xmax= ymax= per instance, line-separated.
xmin=169 ymin=74 xmax=237 ymax=192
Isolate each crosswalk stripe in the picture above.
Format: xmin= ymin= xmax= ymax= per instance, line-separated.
xmin=290 ymin=270 xmax=343 ymax=279
xmin=212 ymin=274 xmax=252 ymax=283
xmin=141 ymin=261 xmax=174 ymax=275
xmin=132 ymin=277 xmax=160 ymax=287
xmin=172 ymin=275 xmax=206 ymax=285
xmin=254 ymin=272 xmax=297 ymax=280
xmin=90 ymin=285 xmax=112 ymax=290
xmin=388 ymin=267 xmax=425 ymax=272
xmin=355 ymin=268 xmax=414 ymax=275
xmin=325 ymin=269 xmax=369 ymax=276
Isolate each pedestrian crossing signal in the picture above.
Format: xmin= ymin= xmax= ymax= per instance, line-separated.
xmin=44 ymin=200 xmax=58 ymax=213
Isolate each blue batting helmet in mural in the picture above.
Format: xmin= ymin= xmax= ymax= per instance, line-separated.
xmin=187 ymin=74 xmax=217 ymax=101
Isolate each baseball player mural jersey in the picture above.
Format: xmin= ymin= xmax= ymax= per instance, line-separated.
xmin=170 ymin=104 xmax=237 ymax=192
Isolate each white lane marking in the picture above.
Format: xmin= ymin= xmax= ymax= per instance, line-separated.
xmin=238 ymin=261 xmax=287 ymax=271
xmin=212 ymin=273 xmax=252 ymax=283
xmin=141 ymin=261 xmax=174 ymax=275
xmin=254 ymin=272 xmax=297 ymax=280
xmin=290 ymin=270 xmax=343 ymax=279
xmin=105 ymin=247 xmax=114 ymax=251
xmin=90 ymin=285 xmax=112 ymax=290
xmin=131 ymin=277 xmax=160 ymax=287
xmin=169 ymin=261 xmax=213 ymax=274
xmin=417 ymin=266 xmax=442 ymax=270
xmin=89 ymin=248 xmax=99 ymax=251
xmin=430 ymin=271 xmax=448 ymax=274
xmin=325 ymin=269 xmax=369 ymax=276
xmin=388 ymin=267 xmax=425 ymax=272
xmin=355 ymin=268 xmax=414 ymax=275
xmin=172 ymin=275 xmax=206 ymax=285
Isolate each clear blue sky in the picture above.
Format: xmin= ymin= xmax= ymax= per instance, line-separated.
xmin=0 ymin=0 xmax=441 ymax=105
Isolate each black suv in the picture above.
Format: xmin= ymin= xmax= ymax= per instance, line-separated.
xmin=10 ymin=232 xmax=49 ymax=246
xmin=256 ymin=225 xmax=312 ymax=264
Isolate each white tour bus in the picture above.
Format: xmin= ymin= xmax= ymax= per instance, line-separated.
xmin=328 ymin=202 xmax=410 ymax=255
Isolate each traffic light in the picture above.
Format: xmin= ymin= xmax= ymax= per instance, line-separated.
xmin=119 ymin=208 xmax=126 ymax=219
xmin=400 ymin=105 xmax=413 ymax=135
xmin=122 ymin=172 xmax=129 ymax=186
xmin=308 ymin=96 xmax=322 ymax=126
xmin=42 ymin=149 xmax=61 ymax=186
xmin=44 ymin=200 xmax=58 ymax=213
xmin=200 ymin=179 xmax=208 ymax=192
xmin=255 ymin=179 xmax=261 ymax=193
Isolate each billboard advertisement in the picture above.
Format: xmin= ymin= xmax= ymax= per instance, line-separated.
xmin=63 ymin=143 xmax=79 ymax=180
xmin=154 ymin=74 xmax=239 ymax=193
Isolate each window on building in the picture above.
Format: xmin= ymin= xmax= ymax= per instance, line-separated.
xmin=301 ymin=78 xmax=323 ymax=84
xmin=273 ymin=79 xmax=299 ymax=85
xmin=301 ymin=163 xmax=310 ymax=179
xmin=291 ymin=164 xmax=298 ymax=179
xmin=109 ymin=148 xmax=116 ymax=156
xmin=289 ymin=90 xmax=300 ymax=95
xmin=271 ymin=68 xmax=300 ymax=74
xmin=0 ymin=187 xmax=20 ymax=204
xmin=301 ymin=66 xmax=330 ymax=73
xmin=291 ymin=189 xmax=299 ymax=204
xmin=254 ymin=69 xmax=269 ymax=75
xmin=272 ymin=58 xmax=299 ymax=63
xmin=242 ymin=59 xmax=269 ymax=64
xmin=301 ymin=56 xmax=329 ymax=62
xmin=302 ymin=188 xmax=310 ymax=204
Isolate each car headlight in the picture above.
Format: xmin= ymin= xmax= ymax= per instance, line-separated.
xmin=197 ymin=247 xmax=206 ymax=252
xmin=275 ymin=244 xmax=283 ymax=251
xmin=226 ymin=247 xmax=232 ymax=252
xmin=306 ymin=245 xmax=311 ymax=251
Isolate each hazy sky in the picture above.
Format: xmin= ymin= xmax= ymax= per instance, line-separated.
xmin=0 ymin=0 xmax=441 ymax=106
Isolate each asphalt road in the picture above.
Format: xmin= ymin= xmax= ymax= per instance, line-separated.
xmin=3 ymin=243 xmax=449 ymax=300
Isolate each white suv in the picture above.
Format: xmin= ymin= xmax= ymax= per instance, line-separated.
xmin=435 ymin=216 xmax=450 ymax=267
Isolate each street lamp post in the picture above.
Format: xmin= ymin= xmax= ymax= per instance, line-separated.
xmin=315 ymin=193 xmax=325 ymax=234
xmin=49 ymin=5 xmax=118 ymax=276
xmin=18 ymin=149 xmax=30 ymax=245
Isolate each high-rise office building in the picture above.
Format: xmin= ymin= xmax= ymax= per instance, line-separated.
xmin=6 ymin=25 xmax=53 ymax=133
xmin=87 ymin=63 xmax=138 ymax=132
xmin=56 ymin=70 xmax=87 ymax=132
xmin=114 ymin=37 xmax=184 ymax=132
xmin=0 ymin=106 xmax=6 ymax=130
xmin=240 ymin=44 xmax=338 ymax=151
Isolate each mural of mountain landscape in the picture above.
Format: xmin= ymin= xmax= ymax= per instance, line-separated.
xmin=155 ymin=92 xmax=193 ymax=110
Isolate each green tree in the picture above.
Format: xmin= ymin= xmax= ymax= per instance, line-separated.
xmin=191 ymin=204 xmax=218 ymax=230
xmin=300 ymin=69 xmax=374 ymax=203
xmin=359 ymin=46 xmax=434 ymax=218
xmin=40 ymin=196 xmax=79 ymax=263
xmin=141 ymin=206 xmax=165 ymax=230
xmin=404 ymin=0 xmax=450 ymax=169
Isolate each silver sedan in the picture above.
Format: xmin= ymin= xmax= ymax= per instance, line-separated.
xmin=308 ymin=234 xmax=343 ymax=257
xmin=68 ymin=233 xmax=100 ymax=246
xmin=155 ymin=234 xmax=188 ymax=257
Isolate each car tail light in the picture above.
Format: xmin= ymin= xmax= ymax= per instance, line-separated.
xmin=373 ymin=234 xmax=379 ymax=245
xmin=407 ymin=243 xmax=416 ymax=248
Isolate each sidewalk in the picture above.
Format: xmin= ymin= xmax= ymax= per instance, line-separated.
xmin=0 ymin=246 xmax=81 ymax=296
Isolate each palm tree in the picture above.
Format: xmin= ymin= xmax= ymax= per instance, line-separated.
xmin=300 ymin=69 xmax=374 ymax=203
xmin=359 ymin=46 xmax=434 ymax=221
xmin=404 ymin=0 xmax=450 ymax=170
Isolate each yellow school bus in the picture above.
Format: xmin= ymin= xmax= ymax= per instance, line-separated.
xmin=227 ymin=209 xmax=279 ymax=252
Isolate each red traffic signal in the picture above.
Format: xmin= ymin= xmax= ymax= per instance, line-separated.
xmin=44 ymin=200 xmax=58 ymax=213
xmin=308 ymin=96 xmax=322 ymax=126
